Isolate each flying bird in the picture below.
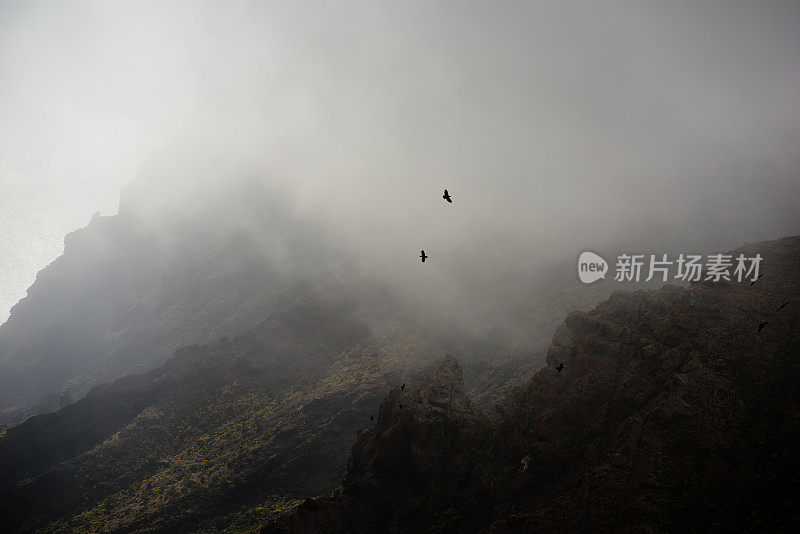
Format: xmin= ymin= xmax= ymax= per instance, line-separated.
xmin=443 ymin=189 xmax=452 ymax=203
xmin=556 ymin=362 xmax=564 ymax=373
xmin=777 ymin=301 xmax=791 ymax=312
xmin=399 ymin=403 xmax=403 ymax=410
xmin=757 ymin=321 xmax=768 ymax=334
xmin=401 ymin=383 xmax=406 ymax=391
xmin=420 ymin=250 xmax=428 ymax=263
xmin=370 ymin=414 xmax=374 ymax=422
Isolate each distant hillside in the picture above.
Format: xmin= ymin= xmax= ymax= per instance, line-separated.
xmin=0 ymin=162 xmax=344 ymax=423
xmin=268 ymin=235 xmax=800 ymax=533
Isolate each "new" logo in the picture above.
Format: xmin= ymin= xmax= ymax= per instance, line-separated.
xmin=578 ymin=251 xmax=608 ymax=284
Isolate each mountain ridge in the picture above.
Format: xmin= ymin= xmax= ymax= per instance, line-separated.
xmin=0 ymin=171 xmax=341 ymax=423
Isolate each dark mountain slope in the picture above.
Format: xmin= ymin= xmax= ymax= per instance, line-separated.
xmin=0 ymin=281 xmax=544 ymax=533
xmin=0 ymin=286 xmax=380 ymax=532
xmin=267 ymin=235 xmax=800 ymax=533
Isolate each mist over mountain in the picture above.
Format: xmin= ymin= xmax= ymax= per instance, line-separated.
xmin=0 ymin=213 xmax=592 ymax=532
xmin=0 ymin=153 xmax=347 ymax=422
xmin=0 ymin=148 xmax=624 ymax=423
xmin=3 ymin=1 xmax=800 ymax=325
xmin=2 ymin=1 xmax=800 ymax=532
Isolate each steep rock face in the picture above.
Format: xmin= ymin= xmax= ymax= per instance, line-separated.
xmin=496 ymin=236 xmax=800 ymax=531
xmin=268 ymin=235 xmax=800 ymax=533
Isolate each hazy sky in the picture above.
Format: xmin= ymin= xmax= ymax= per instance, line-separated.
xmin=2 ymin=0 xmax=800 ymax=323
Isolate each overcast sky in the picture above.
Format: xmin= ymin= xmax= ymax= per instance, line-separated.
xmin=2 ymin=0 xmax=800 ymax=323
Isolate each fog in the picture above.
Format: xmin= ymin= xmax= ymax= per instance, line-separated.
xmin=2 ymin=0 xmax=800 ymax=324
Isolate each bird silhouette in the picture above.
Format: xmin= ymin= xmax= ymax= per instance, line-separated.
xmin=420 ymin=250 xmax=428 ymax=263
xmin=777 ymin=301 xmax=791 ymax=312
xmin=401 ymin=383 xmax=405 ymax=391
xmin=757 ymin=321 xmax=768 ymax=334
xmin=399 ymin=403 xmax=403 ymax=410
xmin=750 ymin=273 xmax=764 ymax=286
xmin=556 ymin=362 xmax=564 ymax=373
xmin=369 ymin=414 xmax=374 ymax=422
xmin=443 ymin=189 xmax=452 ymax=203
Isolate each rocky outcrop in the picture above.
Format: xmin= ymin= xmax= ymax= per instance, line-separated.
xmin=265 ymin=355 xmax=492 ymax=533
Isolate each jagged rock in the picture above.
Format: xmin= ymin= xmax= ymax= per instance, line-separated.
xmin=344 ymin=354 xmax=487 ymax=496
xmin=265 ymin=355 xmax=492 ymax=533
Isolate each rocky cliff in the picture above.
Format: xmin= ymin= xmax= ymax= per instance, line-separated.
xmin=266 ymin=235 xmax=800 ymax=533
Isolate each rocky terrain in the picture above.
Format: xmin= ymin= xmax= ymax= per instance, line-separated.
xmin=2 ymin=234 xmax=797 ymax=532
xmin=0 ymin=278 xmax=552 ymax=533
xmin=4 ymin=156 xmax=796 ymax=533
xmin=266 ymin=235 xmax=800 ymax=533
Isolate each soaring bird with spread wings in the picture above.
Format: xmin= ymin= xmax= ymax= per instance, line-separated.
xmin=443 ymin=189 xmax=452 ymax=203
xmin=420 ymin=250 xmax=428 ymax=262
